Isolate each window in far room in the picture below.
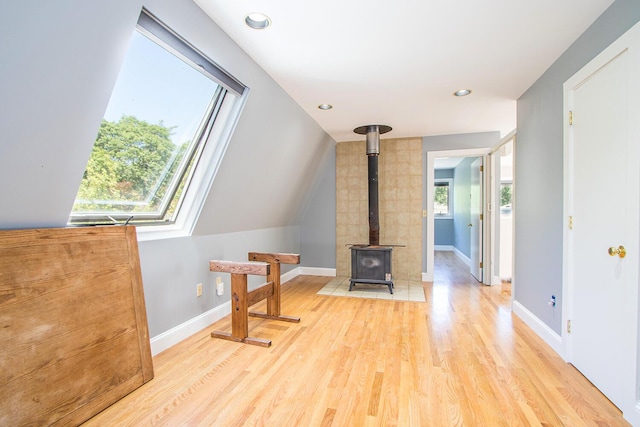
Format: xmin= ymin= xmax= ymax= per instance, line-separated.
xmin=69 ymin=8 xmax=246 ymax=230
xmin=500 ymin=181 xmax=512 ymax=213
xmin=434 ymin=178 xmax=453 ymax=218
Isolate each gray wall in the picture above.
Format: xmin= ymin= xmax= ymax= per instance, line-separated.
xmin=435 ymin=169 xmax=454 ymax=179
xmin=515 ymin=0 xmax=640 ymax=335
xmin=434 ymin=219 xmax=454 ymax=246
xmin=423 ymin=132 xmax=500 ymax=152
xmin=0 ymin=0 xmax=335 ymax=338
xmin=299 ymin=146 xmax=337 ymax=269
xmin=0 ymin=1 xmax=141 ymax=229
xmin=453 ymin=158 xmax=474 ymax=258
xmin=139 ymin=227 xmax=300 ymax=336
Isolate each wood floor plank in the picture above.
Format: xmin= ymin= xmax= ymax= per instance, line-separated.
xmin=82 ymin=253 xmax=629 ymax=426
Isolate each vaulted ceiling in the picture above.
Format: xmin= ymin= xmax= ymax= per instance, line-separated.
xmin=194 ymin=0 xmax=614 ymax=142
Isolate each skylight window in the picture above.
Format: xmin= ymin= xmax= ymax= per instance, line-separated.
xmin=69 ymin=8 xmax=246 ymax=231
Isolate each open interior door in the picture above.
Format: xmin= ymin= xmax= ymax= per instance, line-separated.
xmin=470 ymin=158 xmax=483 ymax=282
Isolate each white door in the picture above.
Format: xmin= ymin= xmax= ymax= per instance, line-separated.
xmin=470 ymin=158 xmax=482 ymax=281
xmin=565 ymin=26 xmax=640 ymax=413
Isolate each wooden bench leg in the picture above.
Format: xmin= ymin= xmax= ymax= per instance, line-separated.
xmin=209 ymin=255 xmax=300 ymax=347
xmin=249 ymin=260 xmax=300 ymax=323
xmin=248 ymin=253 xmax=301 ymax=323
xmin=209 ymin=263 xmax=272 ymax=348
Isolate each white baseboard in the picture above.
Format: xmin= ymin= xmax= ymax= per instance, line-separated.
xmin=281 ymin=267 xmax=299 ymax=283
xmin=295 ymin=266 xmax=336 ymax=277
xmin=512 ymin=300 xmax=563 ymax=356
xmin=150 ymin=301 xmax=231 ymax=356
xmin=434 ymin=245 xmax=453 ymax=251
xmin=453 ymin=247 xmax=471 ymax=267
xmin=150 ymin=266 xmax=335 ymax=355
xmin=626 ymin=403 xmax=640 ymax=426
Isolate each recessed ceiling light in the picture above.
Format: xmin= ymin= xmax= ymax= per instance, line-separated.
xmin=454 ymin=89 xmax=472 ymax=97
xmin=245 ymin=13 xmax=271 ymax=30
xmin=318 ymin=104 xmax=333 ymax=110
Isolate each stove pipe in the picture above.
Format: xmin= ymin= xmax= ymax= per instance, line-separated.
xmin=353 ymin=124 xmax=392 ymax=246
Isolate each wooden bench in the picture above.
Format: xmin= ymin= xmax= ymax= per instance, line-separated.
xmin=209 ymin=252 xmax=300 ymax=347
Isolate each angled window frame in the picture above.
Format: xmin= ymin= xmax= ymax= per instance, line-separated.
xmin=68 ymin=8 xmax=248 ymax=239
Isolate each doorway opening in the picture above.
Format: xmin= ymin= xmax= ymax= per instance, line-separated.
xmin=489 ymin=133 xmax=515 ymax=298
xmin=426 ymin=148 xmax=490 ymax=284
xmin=432 ymin=156 xmax=483 ymax=282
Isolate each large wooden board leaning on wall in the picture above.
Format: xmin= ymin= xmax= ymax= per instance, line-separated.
xmin=0 ymin=226 xmax=154 ymax=426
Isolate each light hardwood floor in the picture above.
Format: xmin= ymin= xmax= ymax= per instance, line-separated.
xmin=82 ymin=252 xmax=628 ymax=426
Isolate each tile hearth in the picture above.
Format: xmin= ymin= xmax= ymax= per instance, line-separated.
xmin=317 ymin=276 xmax=426 ymax=302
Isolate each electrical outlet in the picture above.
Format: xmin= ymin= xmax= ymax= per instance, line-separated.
xmin=216 ymin=281 xmax=224 ymax=296
xmin=196 ymin=283 xmax=203 ymax=297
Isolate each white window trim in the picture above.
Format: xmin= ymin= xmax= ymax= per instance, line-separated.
xmin=68 ymin=8 xmax=249 ymax=240
xmin=434 ymin=178 xmax=454 ymax=219
xmin=136 ymin=88 xmax=249 ymax=242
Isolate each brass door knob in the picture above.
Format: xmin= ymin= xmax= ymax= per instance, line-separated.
xmin=608 ymin=245 xmax=626 ymax=258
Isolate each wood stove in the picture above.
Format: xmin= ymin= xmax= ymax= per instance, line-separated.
xmin=348 ymin=124 xmax=395 ymax=294
xmin=349 ymin=245 xmax=394 ymax=293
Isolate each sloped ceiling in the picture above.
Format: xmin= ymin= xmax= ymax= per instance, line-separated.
xmin=194 ymin=0 xmax=614 ymax=141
